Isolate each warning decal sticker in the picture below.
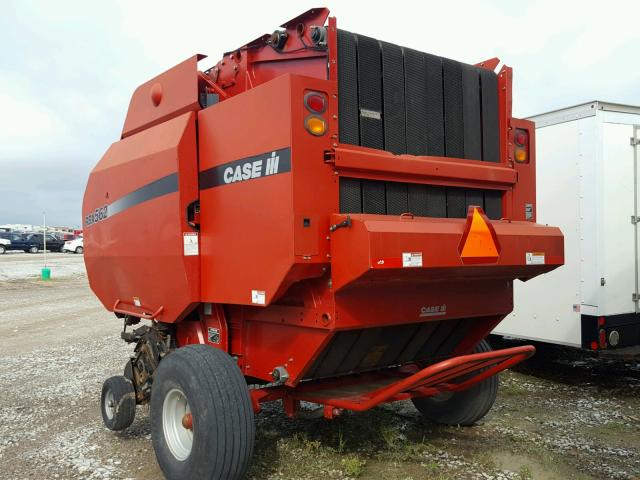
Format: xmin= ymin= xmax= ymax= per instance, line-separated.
xmin=526 ymin=252 xmax=545 ymax=265
xmin=183 ymin=232 xmax=199 ymax=256
xmin=251 ymin=290 xmax=266 ymax=305
xmin=402 ymin=252 xmax=423 ymax=268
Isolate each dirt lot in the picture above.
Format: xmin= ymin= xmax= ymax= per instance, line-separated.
xmin=1 ymin=253 xmax=639 ymax=480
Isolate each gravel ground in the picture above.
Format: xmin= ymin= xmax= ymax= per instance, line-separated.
xmin=0 ymin=251 xmax=86 ymax=281
xmin=0 ymin=255 xmax=639 ymax=479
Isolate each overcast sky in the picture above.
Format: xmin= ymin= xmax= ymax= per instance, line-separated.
xmin=1 ymin=0 xmax=638 ymax=227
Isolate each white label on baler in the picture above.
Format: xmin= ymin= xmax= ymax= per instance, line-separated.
xmin=402 ymin=252 xmax=423 ymax=268
xmin=251 ymin=290 xmax=266 ymax=305
xmin=526 ymin=252 xmax=545 ymax=265
xmin=183 ymin=232 xmax=199 ymax=256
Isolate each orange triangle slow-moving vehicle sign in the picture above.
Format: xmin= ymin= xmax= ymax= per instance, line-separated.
xmin=458 ymin=206 xmax=500 ymax=264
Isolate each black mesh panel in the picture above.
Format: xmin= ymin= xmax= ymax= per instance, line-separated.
xmin=426 ymin=186 xmax=447 ymax=217
xmin=339 ymin=178 xmax=362 ymax=213
xmin=446 ymin=187 xmax=466 ymax=218
xmin=381 ymin=42 xmax=406 ymax=154
xmin=407 ymin=184 xmax=428 ymax=216
xmin=362 ymin=180 xmax=386 ymax=214
xmin=385 ymin=182 xmax=408 ymax=215
xmin=484 ymin=190 xmax=502 ymax=219
xmin=480 ymin=69 xmax=500 ymax=162
xmin=356 ymin=35 xmax=384 ymax=150
xmin=339 ymin=180 xmax=501 ymax=219
xmin=462 ymin=65 xmax=482 ymax=160
xmin=336 ymin=30 xmax=504 ymax=219
xmin=337 ymin=30 xmax=360 ymax=145
xmin=404 ymin=49 xmax=427 ymax=156
xmin=424 ymin=53 xmax=445 ymax=156
xmin=443 ymin=58 xmax=464 ymax=158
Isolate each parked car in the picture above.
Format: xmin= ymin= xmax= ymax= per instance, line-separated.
xmin=0 ymin=237 xmax=9 ymax=254
xmin=63 ymin=237 xmax=83 ymax=254
xmin=0 ymin=232 xmax=39 ymax=253
xmin=29 ymin=233 xmax=65 ymax=252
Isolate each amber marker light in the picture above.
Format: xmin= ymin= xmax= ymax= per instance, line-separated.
xmin=305 ymin=115 xmax=327 ymax=136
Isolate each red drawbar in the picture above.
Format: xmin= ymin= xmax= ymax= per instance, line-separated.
xmin=251 ymin=345 xmax=534 ymax=415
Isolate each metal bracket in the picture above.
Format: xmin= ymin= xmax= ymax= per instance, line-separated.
xmin=632 ymin=216 xmax=640 ymax=225
xmin=631 ymin=137 xmax=639 ymax=147
xmin=329 ymin=215 xmax=352 ymax=232
xmin=633 ymin=293 xmax=640 ymax=302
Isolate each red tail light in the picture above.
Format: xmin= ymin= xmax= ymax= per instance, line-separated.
xmin=304 ymin=91 xmax=327 ymax=114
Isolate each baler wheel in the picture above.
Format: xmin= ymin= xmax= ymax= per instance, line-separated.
xmin=412 ymin=339 xmax=498 ymax=426
xmin=101 ymin=375 xmax=136 ymax=431
xmin=150 ymin=345 xmax=255 ymax=480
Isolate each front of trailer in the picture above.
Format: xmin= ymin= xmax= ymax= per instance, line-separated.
xmin=84 ymin=8 xmax=563 ymax=479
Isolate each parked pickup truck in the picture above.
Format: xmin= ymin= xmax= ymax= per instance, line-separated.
xmin=0 ymin=232 xmax=65 ymax=253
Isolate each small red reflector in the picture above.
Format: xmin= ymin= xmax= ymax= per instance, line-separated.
xmin=598 ymin=329 xmax=607 ymax=349
xmin=590 ymin=341 xmax=598 ymax=351
xmin=304 ymin=92 xmax=327 ymax=114
xmin=598 ymin=316 xmax=605 ymax=327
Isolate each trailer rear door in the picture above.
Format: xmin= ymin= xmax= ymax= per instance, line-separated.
xmin=600 ymin=122 xmax=639 ymax=316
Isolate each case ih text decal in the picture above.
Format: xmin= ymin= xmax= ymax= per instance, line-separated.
xmin=199 ymin=147 xmax=291 ymax=189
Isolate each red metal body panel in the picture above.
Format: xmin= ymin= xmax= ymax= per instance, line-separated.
xmin=330 ymin=213 xmax=563 ymax=291
xmin=83 ymin=112 xmax=200 ymax=322
xmin=198 ymin=74 xmax=337 ymax=307
xmin=83 ymin=8 xmax=565 ymax=415
xmin=122 ymin=55 xmax=204 ymax=138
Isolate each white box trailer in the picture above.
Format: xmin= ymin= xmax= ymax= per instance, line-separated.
xmin=494 ymin=101 xmax=640 ymax=351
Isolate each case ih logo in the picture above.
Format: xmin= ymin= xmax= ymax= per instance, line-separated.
xmin=419 ymin=304 xmax=447 ymax=318
xmin=223 ymin=151 xmax=281 ymax=184
xmin=200 ymin=147 xmax=292 ymax=190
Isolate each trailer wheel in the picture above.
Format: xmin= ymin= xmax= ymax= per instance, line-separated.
xmin=150 ymin=345 xmax=255 ymax=480
xmin=101 ymin=375 xmax=136 ymax=431
xmin=412 ymin=339 xmax=498 ymax=426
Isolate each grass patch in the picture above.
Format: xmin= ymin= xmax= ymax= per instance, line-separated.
xmin=341 ymin=455 xmax=366 ymax=477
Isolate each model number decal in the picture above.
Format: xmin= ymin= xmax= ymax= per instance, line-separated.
xmin=84 ymin=205 xmax=108 ymax=226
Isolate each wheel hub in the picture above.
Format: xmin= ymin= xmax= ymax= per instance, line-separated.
xmin=103 ymin=389 xmax=116 ymax=420
xmin=162 ymin=388 xmax=193 ymax=461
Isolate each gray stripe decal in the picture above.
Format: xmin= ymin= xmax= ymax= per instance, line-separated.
xmin=84 ymin=173 xmax=178 ymax=227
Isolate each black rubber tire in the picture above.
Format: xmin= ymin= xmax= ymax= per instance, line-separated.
xmin=150 ymin=345 xmax=255 ymax=480
xmin=123 ymin=359 xmax=134 ymax=381
xmin=0 ymin=245 xmax=5 ymax=254
xmin=101 ymin=375 xmax=136 ymax=431
xmin=29 ymin=246 xmax=38 ymax=254
xmin=75 ymin=246 xmax=83 ymax=254
xmin=412 ymin=339 xmax=498 ymax=426
xmin=59 ymin=245 xmax=65 ymax=252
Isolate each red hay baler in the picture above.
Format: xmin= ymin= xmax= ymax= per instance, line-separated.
xmin=84 ymin=8 xmax=563 ymax=479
